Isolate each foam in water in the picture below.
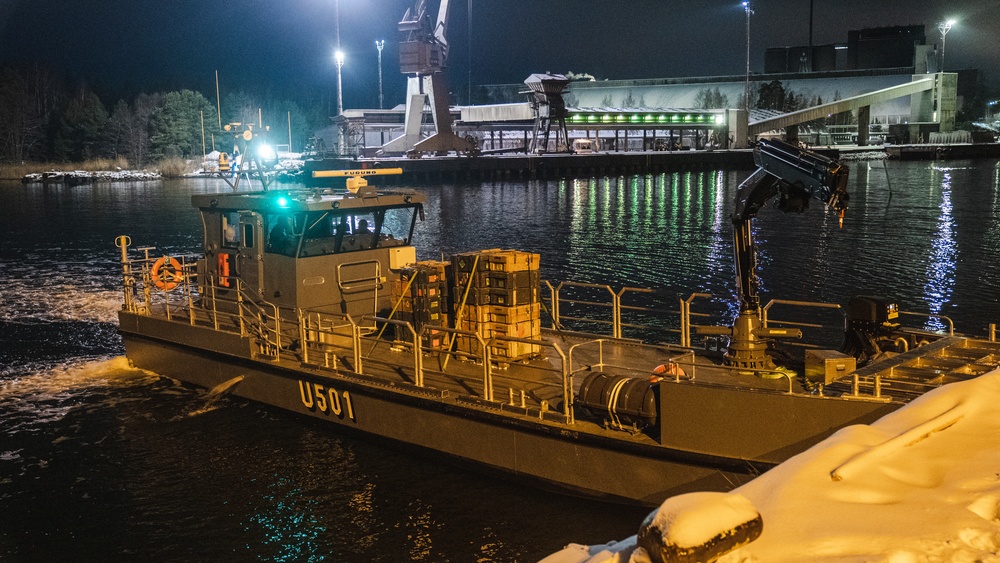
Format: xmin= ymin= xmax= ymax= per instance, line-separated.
xmin=0 ymin=275 xmax=122 ymax=323
xmin=0 ymin=356 xmax=155 ymax=432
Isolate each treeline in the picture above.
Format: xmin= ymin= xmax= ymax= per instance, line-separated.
xmin=0 ymin=65 xmax=329 ymax=166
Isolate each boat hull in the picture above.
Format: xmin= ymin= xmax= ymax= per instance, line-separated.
xmin=119 ymin=312 xmax=759 ymax=505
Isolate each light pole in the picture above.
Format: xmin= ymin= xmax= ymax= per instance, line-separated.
xmin=938 ymin=19 xmax=955 ymax=72
xmin=467 ymin=0 xmax=472 ymax=104
xmin=335 ymin=50 xmax=345 ymax=154
xmin=743 ymin=1 xmax=753 ymax=112
xmin=376 ymin=40 xmax=385 ymax=110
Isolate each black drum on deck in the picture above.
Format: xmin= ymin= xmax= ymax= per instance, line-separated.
xmin=576 ymin=372 xmax=659 ymax=429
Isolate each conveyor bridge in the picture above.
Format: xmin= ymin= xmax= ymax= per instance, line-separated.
xmin=749 ymin=73 xmax=954 ymax=145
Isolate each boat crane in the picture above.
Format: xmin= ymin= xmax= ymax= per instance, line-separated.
xmin=381 ymin=0 xmax=475 ymax=156
xmin=702 ymin=139 xmax=850 ymax=376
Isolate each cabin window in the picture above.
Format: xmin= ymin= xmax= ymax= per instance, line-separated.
xmin=222 ymin=212 xmax=240 ymax=248
xmin=266 ymin=213 xmax=304 ymax=257
xmin=243 ymin=224 xmax=254 ymax=248
xmin=263 ymin=207 xmax=419 ymax=258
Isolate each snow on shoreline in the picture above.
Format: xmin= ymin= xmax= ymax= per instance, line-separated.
xmin=545 ymin=368 xmax=1000 ymax=562
xmin=21 ymin=170 xmax=162 ymax=184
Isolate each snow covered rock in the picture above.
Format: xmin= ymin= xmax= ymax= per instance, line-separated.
xmin=636 ymin=492 xmax=762 ymax=563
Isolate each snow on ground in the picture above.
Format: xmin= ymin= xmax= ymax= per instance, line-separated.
xmin=544 ymin=368 xmax=1000 ymax=563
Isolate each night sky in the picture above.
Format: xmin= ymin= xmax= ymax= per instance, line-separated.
xmin=1 ymin=0 xmax=997 ymax=109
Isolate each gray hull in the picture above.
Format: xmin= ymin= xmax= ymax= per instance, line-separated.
xmin=120 ymin=311 xmax=762 ymax=505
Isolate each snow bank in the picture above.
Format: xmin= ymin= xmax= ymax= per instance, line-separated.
xmin=546 ymin=368 xmax=1000 ymax=562
xmin=21 ymin=170 xmax=161 ymax=184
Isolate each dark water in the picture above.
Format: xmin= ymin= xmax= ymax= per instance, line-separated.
xmin=2 ymin=159 xmax=999 ymax=561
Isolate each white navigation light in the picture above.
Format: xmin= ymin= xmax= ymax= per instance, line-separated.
xmin=258 ymin=144 xmax=277 ymax=161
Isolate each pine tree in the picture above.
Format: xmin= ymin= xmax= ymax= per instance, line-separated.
xmin=52 ymin=86 xmax=108 ymax=161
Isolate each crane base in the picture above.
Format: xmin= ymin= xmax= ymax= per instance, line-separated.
xmin=724 ymin=311 xmax=787 ymax=378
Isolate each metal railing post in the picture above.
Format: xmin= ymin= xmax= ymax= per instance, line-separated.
xmin=298 ymin=308 xmax=309 ymax=365
xmin=548 ymin=342 xmax=572 ymax=423
xmin=479 ymin=333 xmax=492 ymax=401
xmin=679 ymin=297 xmax=688 ymax=347
xmin=350 ymin=317 xmax=363 ymax=374
xmin=543 ymin=280 xmax=560 ymax=330
xmin=682 ymin=293 xmax=712 ymax=347
xmin=408 ymin=324 xmax=423 ymax=387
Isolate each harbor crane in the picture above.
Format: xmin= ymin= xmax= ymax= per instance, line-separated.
xmin=381 ymin=0 xmax=474 ymax=156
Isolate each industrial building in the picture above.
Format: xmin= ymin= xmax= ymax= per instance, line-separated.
xmin=318 ymin=24 xmax=969 ymax=157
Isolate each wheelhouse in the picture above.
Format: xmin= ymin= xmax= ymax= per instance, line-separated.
xmin=193 ymin=189 xmax=425 ymax=317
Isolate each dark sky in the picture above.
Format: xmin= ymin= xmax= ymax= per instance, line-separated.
xmin=1 ymin=0 xmax=997 ymax=108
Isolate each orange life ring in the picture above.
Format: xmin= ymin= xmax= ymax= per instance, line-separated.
xmin=650 ymin=362 xmax=686 ymax=382
xmin=151 ymin=256 xmax=183 ymax=290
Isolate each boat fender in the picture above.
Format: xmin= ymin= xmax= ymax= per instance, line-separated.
xmin=217 ymin=252 xmax=231 ymax=287
xmin=151 ymin=256 xmax=183 ymax=291
xmin=650 ymin=362 xmax=685 ymax=382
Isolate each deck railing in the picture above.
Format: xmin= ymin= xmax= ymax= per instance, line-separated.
xmin=118 ymin=239 xmax=995 ymax=420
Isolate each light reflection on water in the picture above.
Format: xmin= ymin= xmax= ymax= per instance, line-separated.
xmin=1 ymin=159 xmax=999 ymax=560
xmin=925 ymin=168 xmax=957 ymax=331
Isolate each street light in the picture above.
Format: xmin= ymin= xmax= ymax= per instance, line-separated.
xmin=376 ymin=40 xmax=385 ymax=110
xmin=743 ymin=1 xmax=753 ymax=112
xmin=335 ymin=50 xmax=345 ymax=154
xmin=467 ymin=0 xmax=472 ymax=104
xmin=334 ymin=50 xmax=345 ymax=115
xmin=938 ymin=19 xmax=955 ymax=71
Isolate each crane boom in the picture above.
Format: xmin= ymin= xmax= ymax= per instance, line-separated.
xmin=725 ymin=139 xmax=849 ymax=375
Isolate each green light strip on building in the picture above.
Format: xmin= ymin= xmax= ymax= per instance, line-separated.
xmin=568 ymin=112 xmax=724 ymax=125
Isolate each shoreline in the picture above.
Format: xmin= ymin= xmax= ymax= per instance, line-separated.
xmin=10 ymin=142 xmax=1000 ymax=185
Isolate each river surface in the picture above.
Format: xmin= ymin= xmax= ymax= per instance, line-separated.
xmin=2 ymin=159 xmax=999 ymax=561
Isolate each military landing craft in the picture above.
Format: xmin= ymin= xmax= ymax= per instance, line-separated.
xmin=116 ymin=140 xmax=1000 ymax=504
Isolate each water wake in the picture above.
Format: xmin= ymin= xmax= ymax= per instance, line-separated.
xmin=188 ymin=375 xmax=246 ymax=416
xmin=0 ymin=356 xmax=155 ymax=432
xmin=0 ymin=275 xmax=122 ymax=323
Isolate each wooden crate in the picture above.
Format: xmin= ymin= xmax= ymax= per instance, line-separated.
xmin=484 ymin=249 xmax=540 ymax=272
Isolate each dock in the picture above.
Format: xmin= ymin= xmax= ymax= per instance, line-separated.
xmin=303 ymin=149 xmax=755 ymax=183
xmin=302 ymin=142 xmax=1000 ymax=184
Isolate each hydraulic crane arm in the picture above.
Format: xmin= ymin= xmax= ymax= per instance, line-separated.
xmin=732 ymin=139 xmax=849 ymax=313
xmin=720 ymin=139 xmax=849 ymax=376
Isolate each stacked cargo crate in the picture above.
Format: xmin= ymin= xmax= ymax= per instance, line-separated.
xmin=449 ymin=249 xmax=542 ymax=361
xmin=393 ymin=260 xmax=449 ymax=349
